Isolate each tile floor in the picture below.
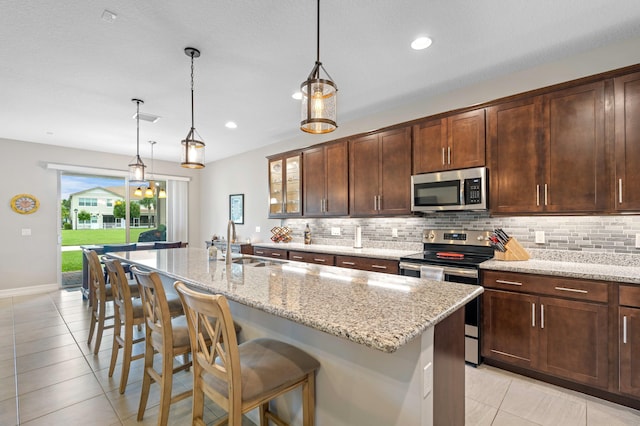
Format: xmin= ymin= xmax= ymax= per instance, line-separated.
xmin=2 ymin=289 xmax=640 ymax=425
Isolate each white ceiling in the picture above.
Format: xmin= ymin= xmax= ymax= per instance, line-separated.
xmin=1 ymin=1 xmax=640 ymax=164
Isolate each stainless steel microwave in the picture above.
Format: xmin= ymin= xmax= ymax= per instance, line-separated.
xmin=411 ymin=167 xmax=488 ymax=212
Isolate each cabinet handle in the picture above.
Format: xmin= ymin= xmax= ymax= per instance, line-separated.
xmin=554 ymin=286 xmax=587 ymax=294
xmin=324 ymin=199 xmax=328 ymax=212
xmin=624 ymin=315 xmax=628 ymax=344
xmin=532 ymin=303 xmax=536 ymax=327
xmin=373 ymin=196 xmax=377 ymax=211
xmin=292 ymin=255 xmax=303 ymax=259
xmin=442 ymin=147 xmax=446 ymax=165
xmin=377 ymin=195 xmax=382 ymax=211
xmin=541 ymin=304 xmax=545 ymax=329
xmin=496 ymin=279 xmax=523 ymax=286
xmin=255 ymin=250 xmax=264 ymax=255
xmin=371 ymin=264 xmax=388 ymax=269
xmin=272 ymin=253 xmax=281 ymax=257
xmin=619 ymin=179 xmax=623 ymax=204
xmin=313 ymin=258 xmax=326 ymax=263
xmin=341 ymin=261 xmax=355 ymax=266
xmin=536 ymin=185 xmax=540 ymax=207
xmin=544 ymin=184 xmax=548 ymax=206
xmin=447 ymin=146 xmax=451 ymax=165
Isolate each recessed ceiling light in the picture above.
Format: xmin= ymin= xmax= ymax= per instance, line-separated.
xmin=411 ymin=36 xmax=432 ymax=50
xmin=132 ymin=112 xmax=161 ymax=123
xmin=225 ymin=121 xmax=238 ymax=129
xmin=101 ymin=10 xmax=117 ymax=23
xmin=291 ymin=92 xmax=302 ymax=100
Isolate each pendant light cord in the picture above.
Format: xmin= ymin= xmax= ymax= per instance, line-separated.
xmin=190 ymin=52 xmax=195 ymax=133
xmin=316 ymin=0 xmax=320 ymax=64
xmin=136 ymin=100 xmax=141 ymax=157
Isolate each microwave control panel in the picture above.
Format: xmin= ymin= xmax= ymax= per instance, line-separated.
xmin=464 ymin=178 xmax=483 ymax=205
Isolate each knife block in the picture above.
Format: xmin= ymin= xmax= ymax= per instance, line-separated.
xmin=493 ymin=237 xmax=530 ymax=261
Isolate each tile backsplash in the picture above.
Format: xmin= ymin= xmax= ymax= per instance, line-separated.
xmin=283 ymin=213 xmax=640 ymax=255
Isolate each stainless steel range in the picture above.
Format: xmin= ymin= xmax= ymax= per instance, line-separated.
xmin=399 ymin=229 xmax=494 ymax=366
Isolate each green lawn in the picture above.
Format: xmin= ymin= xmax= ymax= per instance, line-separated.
xmin=61 ymin=228 xmax=154 ymax=271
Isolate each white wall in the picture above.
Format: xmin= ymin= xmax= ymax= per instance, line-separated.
xmin=201 ymin=35 xmax=640 ymax=245
xmin=0 ymin=138 xmax=201 ymax=293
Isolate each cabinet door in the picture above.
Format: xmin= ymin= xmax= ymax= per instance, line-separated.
xmin=324 ymin=141 xmax=349 ymax=216
xmin=448 ymin=109 xmax=486 ymax=170
xmin=538 ymin=296 xmax=608 ymax=388
xmin=284 ymin=155 xmax=301 ymax=215
xmin=543 ymin=82 xmax=607 ymax=212
xmin=482 ymin=289 xmax=538 ymax=368
xmin=413 ymin=118 xmax=447 ymax=173
xmin=620 ymin=307 xmax=640 ymax=398
xmin=487 ymin=97 xmax=544 ymax=213
xmin=268 ymin=158 xmax=285 ymax=216
xmin=349 ymin=134 xmax=380 ymax=216
xmin=302 ymin=146 xmax=325 ymax=217
xmin=614 ymin=72 xmax=640 ymax=211
xmin=379 ymin=127 xmax=412 ymax=215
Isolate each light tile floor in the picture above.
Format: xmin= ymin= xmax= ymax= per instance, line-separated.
xmin=2 ymin=289 xmax=640 ymax=425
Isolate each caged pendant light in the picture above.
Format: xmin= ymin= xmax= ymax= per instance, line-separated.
xmin=129 ymin=98 xmax=147 ymax=183
xmin=180 ymin=47 xmax=206 ymax=168
xmin=300 ymin=0 xmax=337 ymax=134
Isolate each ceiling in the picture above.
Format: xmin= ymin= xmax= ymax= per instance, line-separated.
xmin=1 ymin=1 xmax=640 ymax=164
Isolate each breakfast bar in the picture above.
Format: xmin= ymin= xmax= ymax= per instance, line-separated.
xmin=106 ymin=247 xmax=483 ymax=425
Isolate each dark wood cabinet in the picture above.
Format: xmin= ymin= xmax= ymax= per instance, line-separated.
xmin=267 ymin=152 xmax=302 ymax=218
xmin=619 ymin=285 xmax=640 ymax=398
xmin=614 ymin=71 xmax=640 ymax=211
xmin=335 ymin=255 xmax=398 ymax=275
xmin=488 ymin=82 xmax=607 ymax=214
xmin=413 ymin=109 xmax=485 ymax=174
xmin=252 ymin=247 xmax=287 ymax=259
xmin=288 ymin=250 xmax=335 ymax=266
xmin=302 ymin=140 xmax=348 ymax=217
xmin=482 ymin=271 xmax=609 ymax=389
xmin=349 ymin=127 xmax=412 ymax=216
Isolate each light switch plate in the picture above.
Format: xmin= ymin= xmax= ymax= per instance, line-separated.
xmin=392 ymin=228 xmax=398 ymax=237
xmin=535 ymin=231 xmax=545 ymax=244
xmin=331 ymin=227 xmax=341 ymax=236
xmin=255 ymin=226 xmax=261 ymax=233
xmin=636 ymin=233 xmax=640 ymax=248
xmin=21 ymin=228 xmax=31 ymax=236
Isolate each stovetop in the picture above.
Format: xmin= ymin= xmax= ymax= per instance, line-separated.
xmin=400 ymin=229 xmax=495 ymax=268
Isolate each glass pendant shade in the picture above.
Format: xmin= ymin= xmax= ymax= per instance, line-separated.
xmin=129 ymin=98 xmax=146 ymax=182
xmin=134 ymin=187 xmax=143 ymax=197
xmin=301 ymin=71 xmax=337 ymax=134
xmin=158 ymin=188 xmax=167 ymax=199
xmin=144 ymin=186 xmax=154 ymax=198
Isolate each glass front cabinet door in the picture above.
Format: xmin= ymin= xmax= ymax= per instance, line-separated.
xmin=268 ymin=153 xmax=302 ymax=218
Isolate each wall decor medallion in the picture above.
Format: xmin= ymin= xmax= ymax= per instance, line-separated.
xmin=10 ymin=193 xmax=40 ymax=214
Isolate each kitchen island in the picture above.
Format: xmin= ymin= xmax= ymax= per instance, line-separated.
xmin=106 ymin=247 xmax=482 ymax=425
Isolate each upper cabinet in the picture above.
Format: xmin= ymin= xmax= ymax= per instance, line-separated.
xmin=614 ymin=71 xmax=640 ymax=212
xmin=302 ymin=140 xmax=349 ymax=217
xmin=488 ymin=81 xmax=607 ymax=214
xmin=268 ymin=152 xmax=302 ymax=218
xmin=349 ymin=127 xmax=412 ymax=216
xmin=413 ymin=109 xmax=486 ymax=174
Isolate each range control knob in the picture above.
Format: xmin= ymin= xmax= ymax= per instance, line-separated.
xmin=428 ymin=232 xmax=435 ymax=240
xmin=477 ymin=235 xmax=485 ymax=241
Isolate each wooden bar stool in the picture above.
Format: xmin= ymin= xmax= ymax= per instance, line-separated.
xmin=84 ymin=249 xmax=115 ymax=355
xmin=174 ymin=281 xmax=320 ymax=426
xmin=103 ymin=258 xmax=146 ymax=394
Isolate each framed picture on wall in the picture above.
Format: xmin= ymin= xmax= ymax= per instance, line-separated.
xmin=229 ymin=194 xmax=244 ymax=224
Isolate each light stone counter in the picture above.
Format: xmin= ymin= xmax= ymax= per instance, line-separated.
xmin=480 ymin=249 xmax=640 ymax=284
xmin=110 ymin=247 xmax=482 ymax=353
xmin=252 ymin=241 xmax=419 ymax=261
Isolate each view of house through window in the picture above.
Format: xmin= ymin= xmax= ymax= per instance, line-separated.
xmin=61 ymin=172 xmax=168 ymax=282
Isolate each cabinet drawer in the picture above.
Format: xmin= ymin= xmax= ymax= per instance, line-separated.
xmin=288 ymin=251 xmax=335 ymax=265
xmin=335 ymin=256 xmax=399 ymax=275
xmin=252 ymin=247 xmax=287 ymax=259
xmin=483 ymin=270 xmax=608 ymax=303
xmin=620 ymin=285 xmax=640 ymax=308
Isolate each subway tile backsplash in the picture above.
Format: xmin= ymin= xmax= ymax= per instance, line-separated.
xmin=284 ymin=213 xmax=640 ymax=255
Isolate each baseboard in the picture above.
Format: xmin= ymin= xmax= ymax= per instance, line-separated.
xmin=0 ymin=283 xmax=59 ymax=299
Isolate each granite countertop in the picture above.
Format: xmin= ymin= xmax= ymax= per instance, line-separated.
xmin=252 ymin=242 xmax=419 ymax=261
xmin=480 ymin=249 xmax=640 ymax=285
xmin=107 ymin=247 xmax=482 ymax=353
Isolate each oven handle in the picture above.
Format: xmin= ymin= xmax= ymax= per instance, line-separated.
xmin=399 ymin=262 xmax=478 ymax=279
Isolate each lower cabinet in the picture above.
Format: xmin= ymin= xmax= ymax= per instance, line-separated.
xmin=288 ymin=250 xmax=335 ymax=266
xmin=335 ymin=255 xmax=399 ymax=275
xmin=482 ymin=271 xmax=609 ymax=389
xmin=619 ymin=285 xmax=640 ymax=398
xmin=252 ymin=247 xmax=287 ymax=259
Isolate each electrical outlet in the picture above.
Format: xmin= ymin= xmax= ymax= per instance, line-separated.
xmin=331 ymin=227 xmax=341 ymax=236
xmin=636 ymin=233 xmax=640 ymax=249
xmin=392 ymin=228 xmax=398 ymax=237
xmin=535 ymin=231 xmax=545 ymax=244
xmin=21 ymin=228 xmax=31 ymax=236
xmin=255 ymin=226 xmax=261 ymax=233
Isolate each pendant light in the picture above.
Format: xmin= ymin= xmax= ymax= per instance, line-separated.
xmin=181 ymin=47 xmax=205 ymax=168
xmin=129 ymin=98 xmax=147 ymax=182
xmin=146 ymin=140 xmax=167 ymax=199
xmin=300 ymin=0 xmax=337 ymax=134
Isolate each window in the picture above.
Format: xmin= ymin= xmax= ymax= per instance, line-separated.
xmin=106 ymin=199 xmax=113 ymax=207
xmin=79 ymin=197 xmax=97 ymax=207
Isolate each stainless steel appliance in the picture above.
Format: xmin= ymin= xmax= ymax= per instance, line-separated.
xmin=411 ymin=166 xmax=488 ymax=212
xmin=399 ymin=229 xmax=494 ymax=366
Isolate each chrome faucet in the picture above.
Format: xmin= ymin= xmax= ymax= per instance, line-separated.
xmin=225 ymin=220 xmax=236 ymax=264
